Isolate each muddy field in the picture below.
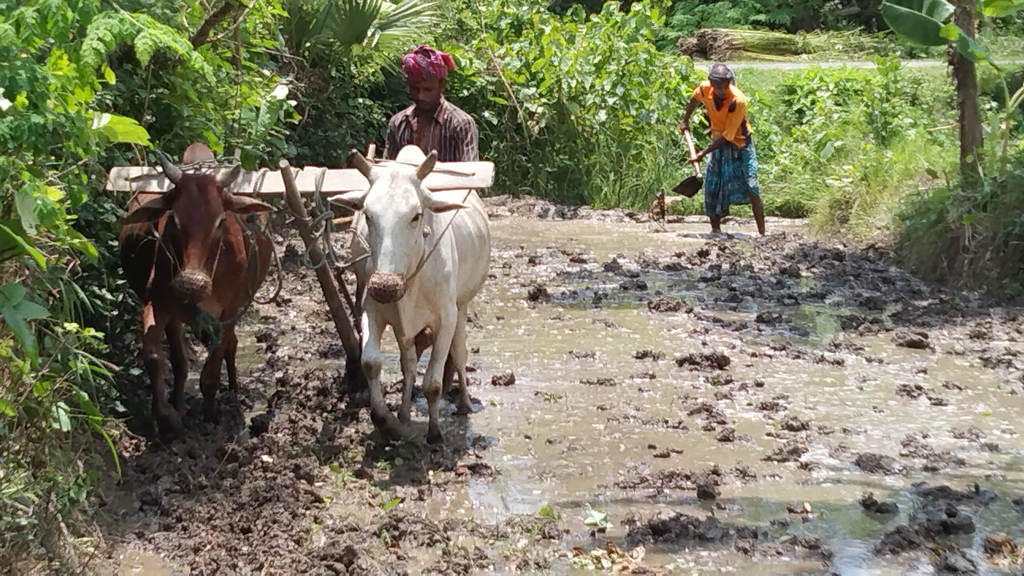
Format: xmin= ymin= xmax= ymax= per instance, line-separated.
xmin=96 ymin=195 xmax=1024 ymax=575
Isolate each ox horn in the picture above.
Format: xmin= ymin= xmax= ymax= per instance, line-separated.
xmin=349 ymin=149 xmax=374 ymax=179
xmin=156 ymin=151 xmax=183 ymax=184
xmin=416 ymin=150 xmax=438 ymax=181
xmin=216 ymin=164 xmax=243 ymax=189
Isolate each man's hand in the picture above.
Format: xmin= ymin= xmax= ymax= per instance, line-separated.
xmin=690 ymin=149 xmax=706 ymax=164
xmin=677 ymin=119 xmax=690 ymax=134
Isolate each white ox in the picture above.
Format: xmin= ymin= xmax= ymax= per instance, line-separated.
xmin=331 ymin=145 xmax=491 ymax=444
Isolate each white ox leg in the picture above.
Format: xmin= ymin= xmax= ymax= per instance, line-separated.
xmin=451 ymin=306 xmax=472 ymax=416
xmin=361 ymin=308 xmax=403 ymax=439
xmin=424 ymin=308 xmax=457 ymax=445
xmin=396 ymin=325 xmax=418 ymax=425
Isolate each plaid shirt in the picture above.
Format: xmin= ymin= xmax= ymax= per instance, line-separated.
xmin=383 ymin=97 xmax=479 ymax=162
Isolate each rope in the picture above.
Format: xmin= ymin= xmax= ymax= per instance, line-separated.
xmin=405 ymin=189 xmax=474 ymax=286
xmin=302 ymin=168 xmax=341 ymax=269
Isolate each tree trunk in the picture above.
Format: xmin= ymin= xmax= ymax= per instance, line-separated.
xmin=950 ymin=0 xmax=983 ymax=178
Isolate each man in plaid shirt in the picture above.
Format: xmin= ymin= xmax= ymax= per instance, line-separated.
xmin=384 ymin=45 xmax=479 ymax=162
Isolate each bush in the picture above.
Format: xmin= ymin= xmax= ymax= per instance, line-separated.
xmin=450 ymin=0 xmax=695 ymax=208
xmin=898 ymin=150 xmax=1024 ymax=296
xmin=0 ymin=0 xmax=294 ymax=567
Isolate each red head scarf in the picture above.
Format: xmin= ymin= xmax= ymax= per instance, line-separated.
xmin=402 ymin=45 xmax=456 ymax=84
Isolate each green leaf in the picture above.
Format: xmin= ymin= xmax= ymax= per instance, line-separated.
xmin=962 ymin=214 xmax=979 ymax=225
xmin=539 ymin=503 xmax=557 ymax=518
xmin=14 ymin=184 xmax=40 ymax=235
xmin=0 ymin=399 xmax=15 ymax=416
xmin=0 ymin=223 xmax=46 ymax=268
xmin=52 ymin=402 xmax=72 ymax=432
xmin=102 ymin=63 xmax=116 ymax=85
xmin=982 ymin=0 xmax=1024 ymax=17
xmin=16 ymin=301 xmax=50 ymax=321
xmin=584 ymin=509 xmax=612 ymax=528
xmin=2 ymin=305 xmax=38 ymax=364
xmin=881 ymin=0 xmax=954 ymax=46
xmin=91 ymin=113 xmax=152 ymax=147
xmin=0 ymin=283 xmax=27 ymax=307
xmin=954 ymin=28 xmax=997 ymax=68
xmin=66 ymin=228 xmax=99 ymax=263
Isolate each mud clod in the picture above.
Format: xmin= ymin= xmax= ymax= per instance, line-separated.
xmin=763 ymin=440 xmax=807 ymax=463
xmin=527 ymin=284 xmax=550 ymax=302
xmin=779 ymin=415 xmax=810 ymax=432
xmin=983 ymin=533 xmax=1020 ymax=559
xmin=491 ymin=371 xmax=517 ymax=387
xmin=675 ymin=352 xmax=731 ymax=371
xmin=860 ymin=493 xmax=899 ymax=515
xmin=893 ymin=330 xmax=931 ymax=350
xmin=623 ymin=512 xmax=729 ymax=548
xmin=634 ymin=349 xmax=665 ymax=361
xmin=936 ymin=549 xmax=978 ymax=575
xmin=580 ymin=377 xmax=618 ymax=387
xmin=696 ymin=479 xmax=720 ymax=501
xmin=855 ymin=453 xmax=906 ymax=475
xmin=648 ymin=297 xmax=684 ymax=313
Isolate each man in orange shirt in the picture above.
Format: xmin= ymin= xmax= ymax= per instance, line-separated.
xmin=678 ymin=63 xmax=766 ymax=236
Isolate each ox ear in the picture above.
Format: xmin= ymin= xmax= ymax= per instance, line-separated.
xmin=422 ymin=191 xmax=468 ymax=214
xmin=224 ymin=194 xmax=273 ymax=215
xmin=329 ymin=189 xmax=369 ymax=212
xmin=415 ymin=150 xmax=438 ymax=181
xmin=123 ymin=195 xmax=173 ymax=225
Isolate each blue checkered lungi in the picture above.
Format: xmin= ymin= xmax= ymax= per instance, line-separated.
xmin=704 ymin=139 xmax=760 ymax=219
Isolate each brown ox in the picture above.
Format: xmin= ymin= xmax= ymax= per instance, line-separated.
xmin=119 ymin=143 xmax=273 ymax=435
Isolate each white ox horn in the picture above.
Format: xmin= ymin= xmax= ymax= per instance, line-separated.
xmin=416 ymin=150 xmax=438 ymax=181
xmin=156 ymin=151 xmax=183 ymax=184
xmin=216 ymin=164 xmax=243 ymax=189
xmin=349 ymin=149 xmax=374 ymax=179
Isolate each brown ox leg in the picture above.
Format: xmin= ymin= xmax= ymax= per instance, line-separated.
xmin=223 ymin=323 xmax=240 ymax=393
xmin=166 ymin=320 xmax=188 ymax=412
xmin=142 ymin=303 xmax=182 ymax=436
xmin=199 ymin=325 xmax=229 ymax=424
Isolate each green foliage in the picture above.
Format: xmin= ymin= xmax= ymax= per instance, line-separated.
xmin=0 ymin=0 xmax=296 ymax=567
xmin=898 ymin=150 xmax=1024 ymax=294
xmin=454 ymin=0 xmax=694 ymax=207
xmin=711 ymin=61 xmax=954 ymax=231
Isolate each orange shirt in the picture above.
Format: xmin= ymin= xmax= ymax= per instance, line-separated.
xmin=692 ymin=81 xmax=752 ymax=148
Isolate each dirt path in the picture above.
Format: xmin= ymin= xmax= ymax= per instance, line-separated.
xmin=98 ymin=196 xmax=1024 ymax=575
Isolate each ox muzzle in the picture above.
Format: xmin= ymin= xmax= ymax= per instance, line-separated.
xmin=171 ymin=270 xmax=213 ymax=304
xmin=367 ymin=271 xmax=407 ymax=304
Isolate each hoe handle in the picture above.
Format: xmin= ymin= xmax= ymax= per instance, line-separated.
xmin=683 ymin=130 xmax=702 ymax=179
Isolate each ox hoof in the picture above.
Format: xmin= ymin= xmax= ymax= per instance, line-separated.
xmin=456 ymin=398 xmax=473 ymax=416
xmin=156 ymin=408 xmax=185 ymax=438
xmin=426 ymin=424 xmax=445 ymax=446
xmin=371 ymin=409 xmax=404 ymax=441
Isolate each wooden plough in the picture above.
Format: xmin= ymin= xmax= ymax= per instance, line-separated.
xmin=105 ymin=144 xmax=495 ymax=392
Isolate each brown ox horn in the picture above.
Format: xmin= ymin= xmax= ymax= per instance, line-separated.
xmin=156 ymin=151 xmax=183 ymax=184
xmin=348 ymin=149 xmax=374 ymax=178
xmin=416 ymin=150 xmax=438 ymax=181
xmin=216 ymin=164 xmax=243 ymax=189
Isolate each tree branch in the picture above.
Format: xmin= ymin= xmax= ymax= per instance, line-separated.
xmin=190 ymin=0 xmax=237 ymax=49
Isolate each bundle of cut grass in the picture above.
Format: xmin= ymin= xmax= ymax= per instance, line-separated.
xmin=678 ymin=28 xmax=886 ymax=61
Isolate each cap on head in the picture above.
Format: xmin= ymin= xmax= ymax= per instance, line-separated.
xmin=402 ymin=45 xmax=456 ymax=84
xmin=708 ymin=63 xmax=736 ymax=85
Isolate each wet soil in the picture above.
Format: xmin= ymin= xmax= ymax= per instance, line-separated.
xmin=96 ymin=195 xmax=1024 ymax=575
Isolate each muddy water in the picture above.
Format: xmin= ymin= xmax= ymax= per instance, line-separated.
xmin=105 ymin=204 xmax=1024 ymax=575
xmin=421 ymin=216 xmax=1024 ymax=573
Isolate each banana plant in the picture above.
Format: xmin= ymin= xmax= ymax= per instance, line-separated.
xmin=881 ymin=0 xmax=1024 ymax=171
